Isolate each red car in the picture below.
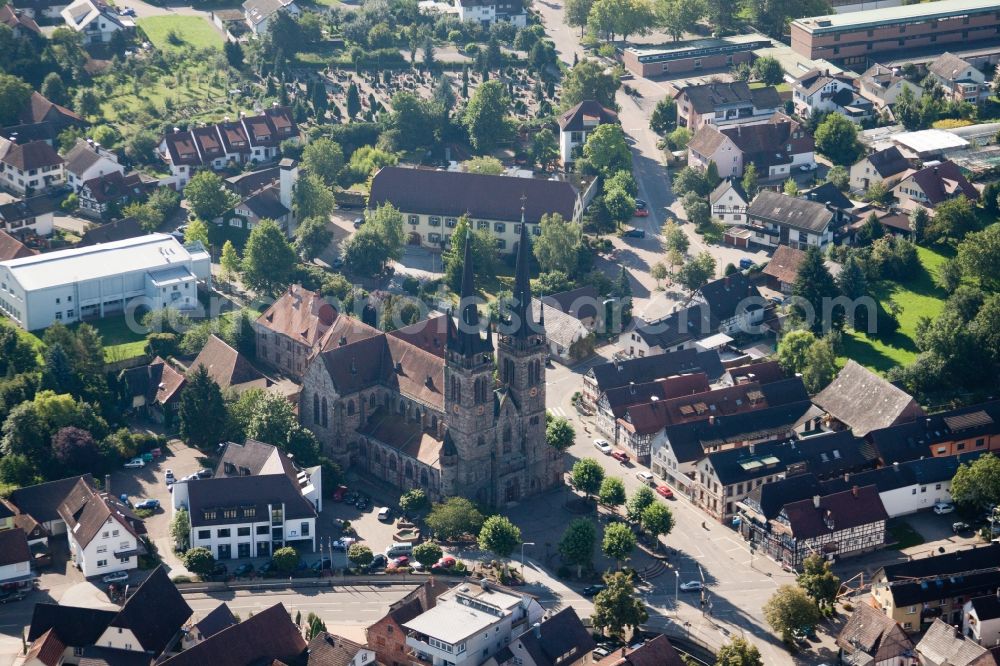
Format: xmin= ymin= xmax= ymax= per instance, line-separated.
xmin=332 ymin=485 xmax=348 ymax=502
xmin=388 ymin=556 xmax=410 ymax=569
xmin=611 ymin=451 xmax=630 ymax=463
xmin=656 ymin=485 xmax=674 ymax=499
xmin=435 ymin=556 xmax=456 ymax=569
xmin=634 ymin=207 xmax=649 ymax=217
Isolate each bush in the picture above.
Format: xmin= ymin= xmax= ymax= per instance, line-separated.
xmin=134 ymin=508 xmax=155 ymax=519
xmin=464 ymin=43 xmax=480 ymax=55
xmin=171 ymin=575 xmax=192 ymax=584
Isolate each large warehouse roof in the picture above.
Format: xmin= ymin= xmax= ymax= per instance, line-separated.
xmin=793 ymin=0 xmax=999 ymax=33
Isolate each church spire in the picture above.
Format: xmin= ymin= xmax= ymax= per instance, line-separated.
xmin=512 ymin=196 xmax=535 ymax=339
xmin=450 ymin=229 xmax=489 ymax=358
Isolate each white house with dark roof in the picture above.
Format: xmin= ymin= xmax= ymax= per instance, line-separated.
xmin=63 ymin=138 xmax=123 ymax=192
xmin=58 ymin=478 xmax=145 ymax=578
xmin=454 ymin=0 xmax=525 ymax=26
xmin=0 ymin=524 xmax=32 ymax=587
xmin=557 ymin=100 xmax=618 ymax=166
xmin=926 ymin=52 xmax=989 ymax=105
xmin=858 ymin=63 xmax=923 ymax=110
xmin=744 ymin=190 xmax=834 ymax=249
xmin=0 ymin=193 xmax=57 ymax=239
xmin=242 ymin=0 xmax=299 ymax=35
xmin=792 ymin=69 xmax=873 ymax=122
xmin=963 ymin=595 xmax=1000 ymax=648
xmin=214 ymin=439 xmax=323 ymax=512
xmin=674 ymin=82 xmax=782 ymax=132
xmin=688 ymin=114 xmax=815 ymax=180
xmin=892 ymin=160 xmax=979 ymax=212
xmin=709 ymin=179 xmax=748 ymax=225
xmin=850 ymin=146 xmax=912 ymax=193
xmin=60 ymin=0 xmax=130 ymax=43
xmin=0 ymin=138 xmax=65 ymax=194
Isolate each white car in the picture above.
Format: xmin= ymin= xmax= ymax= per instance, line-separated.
xmin=164 ymin=469 xmax=175 ymax=485
xmin=933 ymin=502 xmax=955 ymax=515
xmin=593 ymin=439 xmax=612 ymax=454
xmin=123 ymin=458 xmax=145 ymax=469
xmin=635 ymin=471 xmax=654 ymax=485
xmin=679 ymin=581 xmax=703 ymax=592
xmin=102 ymin=571 xmax=129 ymax=584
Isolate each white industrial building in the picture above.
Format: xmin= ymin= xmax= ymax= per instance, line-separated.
xmin=0 ymin=233 xmax=211 ymax=331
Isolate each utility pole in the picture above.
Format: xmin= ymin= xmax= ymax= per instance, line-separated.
xmin=521 ymin=542 xmax=535 ymax=576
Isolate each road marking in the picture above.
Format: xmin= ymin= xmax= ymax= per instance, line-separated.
xmin=548 ymin=407 xmax=566 ymax=417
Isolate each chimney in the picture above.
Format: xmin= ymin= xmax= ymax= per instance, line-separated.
xmin=532 ymin=622 xmax=541 ymax=639
xmin=709 ymin=415 xmax=716 ymax=425
xmin=813 ymin=495 xmax=821 ymax=508
xmin=339 ymin=336 xmax=347 ymax=346
xmin=852 ymin=485 xmax=859 ymax=498
xmin=749 ymin=442 xmax=755 ymax=455
xmin=843 ymin=472 xmax=849 ymax=483
xmin=105 ymin=474 xmax=111 ymax=495
xmin=893 ymin=461 xmax=900 ymax=470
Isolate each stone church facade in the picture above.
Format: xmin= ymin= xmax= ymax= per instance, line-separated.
xmin=299 ymin=222 xmax=562 ymax=505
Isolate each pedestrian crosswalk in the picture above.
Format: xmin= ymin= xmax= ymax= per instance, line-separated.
xmin=547 ymin=406 xmax=567 ymax=418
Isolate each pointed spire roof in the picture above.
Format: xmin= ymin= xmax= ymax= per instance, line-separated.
xmin=511 ymin=198 xmax=535 ymax=339
xmin=449 ymin=229 xmax=490 ymax=358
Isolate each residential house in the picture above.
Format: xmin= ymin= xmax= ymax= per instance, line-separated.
xmin=695 ymin=429 xmax=870 ymax=521
xmin=850 ymin=146 xmax=914 ymax=193
xmin=836 ymin=602 xmax=916 ymax=666
xmin=77 ymin=215 xmax=144 ymax=246
xmin=118 ymin=356 xmax=186 ymax=425
xmin=63 ymin=138 xmax=123 ymax=192
xmin=892 ymin=160 xmax=979 ymax=212
xmin=0 ymin=230 xmax=35 ymax=261
xmin=674 ymin=82 xmax=782 ymax=132
xmin=242 ymin=0 xmax=300 ymax=36
xmin=217 ymin=159 xmax=297 ymax=234
xmin=767 ymin=485 xmax=888 ymax=566
xmin=254 ymin=284 xmax=380 ymax=381
xmin=179 ymin=603 xmax=238 ymax=650
xmin=0 ymin=138 xmax=65 ymax=195
xmin=710 ymin=179 xmax=748 ymax=225
xmin=366 ymin=581 xmax=448 ymax=666
xmin=557 ymin=100 xmax=618 ymax=166
xmin=171 ymin=471 xmax=318 ymax=560
xmin=594 ymin=635 xmax=685 ymax=666
xmin=964 ymin=595 xmax=1000 ymax=649
xmin=688 ymin=114 xmax=815 ymax=180
xmin=14 ymin=91 xmax=85 ymax=133
xmin=915 ymin=618 xmax=998 ymax=666
xmin=532 ymin=298 xmax=593 ymax=364
xmin=58 ymin=478 xmax=146 ymax=578
xmin=60 ymin=0 xmax=130 ymax=43
xmin=859 ymin=63 xmax=924 ymax=110
xmin=8 ymin=475 xmax=94 ymax=540
xmin=368 ymin=166 xmax=583 ymax=254
xmin=0 ymin=523 xmax=32 ymax=587
xmin=801 ymin=181 xmax=858 ymax=233
xmin=0 ymin=4 xmax=40 ymax=36
xmin=497 ymin=608 xmax=595 ymax=666
xmin=867 ymin=400 xmax=1000 ymax=464
xmin=159 ymin=107 xmax=299 ymax=186
xmin=403 ymin=579 xmax=544 ymax=666
xmin=160 ymin=603 xmax=307 ymax=666
xmin=595 ymin=373 xmax=710 ymax=439
xmin=761 ymin=244 xmax=842 ymax=294
xmin=306 ymin=632 xmax=377 ymax=666
xmin=650 ymin=400 xmax=817 ymax=497
xmin=869 ymin=543 xmax=1000 ymax=631
xmin=454 ymin=0 xmax=526 ymax=27
xmin=27 ymin=605 xmax=120 ymax=664
xmin=189 ymin=334 xmax=268 ymax=395
xmin=926 ymin=53 xmax=989 ymax=105
xmin=745 ymin=190 xmax=835 ymax=249
xmin=0 ymin=194 xmax=57 ymax=240
xmin=22 ymin=627 xmax=65 ymax=666
xmin=697 ymin=272 xmax=766 ymax=336
xmin=792 ymin=68 xmax=873 ymax=122
xmin=627 ymin=305 xmax=714 ymax=357
xmin=91 ymin=566 xmax=192 ymax=657
xmin=77 ymin=171 xmax=153 ymax=218
xmin=581 ymin=347 xmax=724 ymax=411
xmin=823 ymin=452 xmax=982 ymax=518
xmin=813 ymin=360 xmax=924 ymax=437
xmin=214 ymin=439 xmax=323 ymax=512
xmin=541 ymin=285 xmax=600 ymax=329
xmin=0 ymin=233 xmax=211 ymax=330
xmin=719 ymin=359 xmax=787 ymax=387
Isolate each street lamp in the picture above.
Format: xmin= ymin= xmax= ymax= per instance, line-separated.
xmin=521 ymin=542 xmax=536 ymax=576
xmin=674 ymin=570 xmax=680 ymax=611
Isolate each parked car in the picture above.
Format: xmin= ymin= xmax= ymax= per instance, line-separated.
xmin=680 ymin=581 xmax=703 ymax=592
xmin=635 ymin=199 xmax=647 ymax=208
xmin=196 ymin=469 xmax=213 ymax=479
xmin=210 ymin=563 xmax=228 ymax=578
xmin=798 ymin=164 xmax=813 ymax=172
xmin=0 ymin=590 xmax=25 ymax=604
xmin=611 ymin=451 xmax=630 ymax=463
xmin=582 ymin=584 xmax=606 ymax=597
xmin=123 ymin=458 xmax=145 ymax=469
xmin=933 ymin=502 xmax=955 ymax=515
xmin=370 ymin=554 xmax=388 ymax=570
xmin=258 ymin=561 xmax=276 ymax=575
xmin=636 ymin=471 xmax=654 ymax=485
xmin=164 ymin=470 xmax=175 ymax=485
xmin=102 ymin=571 xmax=130 ymax=584
xmin=377 ymin=507 xmax=393 ymax=522
xmin=234 ymin=563 xmax=254 ymax=577
xmin=634 ymin=206 xmax=649 ymax=217
xmin=593 ymin=439 xmax=612 ymax=454
xmin=739 ymin=258 xmax=754 ymax=270
xmin=134 ymin=499 xmax=160 ymax=510
xmin=389 ymin=556 xmax=410 ymax=569
xmin=655 ymin=485 xmax=674 ymax=499
xmin=356 ymin=499 xmax=369 ymax=511
xmin=623 ymin=228 xmax=645 ymax=238
xmin=332 ymin=485 xmax=348 ymax=502
xmin=311 ymin=557 xmax=332 ymax=572
xmin=952 ymin=521 xmax=971 ymax=533
xmin=353 ymin=217 xmax=364 ymax=229
xmin=150 ymin=447 xmax=162 ymax=458
xmin=436 ymin=556 xmax=456 ymax=569
xmin=332 ymin=537 xmax=357 ymax=551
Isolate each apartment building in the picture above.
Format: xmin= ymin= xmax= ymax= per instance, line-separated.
xmin=790 ymin=0 xmax=1000 ymax=66
xmin=674 ymin=81 xmax=782 ymax=132
xmin=57 ymin=478 xmax=146 ymax=578
xmin=0 ymin=138 xmax=65 ymax=195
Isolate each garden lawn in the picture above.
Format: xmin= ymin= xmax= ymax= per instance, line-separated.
xmin=22 ymin=316 xmax=149 ymax=362
xmin=888 ymin=519 xmax=925 ymax=550
xmin=137 ymin=16 xmax=223 ymax=52
xmin=838 ymin=245 xmax=949 ymax=372
xmin=0 ymin=315 xmax=45 ymax=363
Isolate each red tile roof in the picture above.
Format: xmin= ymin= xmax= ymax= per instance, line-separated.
xmin=0 ymin=229 xmax=36 ymax=260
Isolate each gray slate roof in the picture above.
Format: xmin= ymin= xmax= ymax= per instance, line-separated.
xmin=813 ymin=360 xmax=922 ymax=436
xmin=747 ymin=191 xmax=834 ymax=234
xmin=916 ymin=618 xmax=993 ymax=666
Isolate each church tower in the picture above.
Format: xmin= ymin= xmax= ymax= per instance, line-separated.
xmin=442 ymin=231 xmax=495 ymax=496
xmin=497 ymin=211 xmax=547 ymax=417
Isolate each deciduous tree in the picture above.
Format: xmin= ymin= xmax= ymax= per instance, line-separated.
xmin=592 ymin=571 xmax=648 ymax=639
xmin=463 ymin=80 xmax=512 ymax=152
xmin=797 ymin=553 xmax=840 ymax=610
xmin=559 ymin=518 xmax=597 ymax=576
xmin=546 ymin=416 xmax=576 ymax=452
xmin=950 ymin=453 xmax=1000 ymax=512
xmin=560 ymin=59 xmax=619 ymax=109
xmin=182 ymin=547 xmax=216 ymax=576
xmin=294 ymin=216 xmax=333 ymax=261
xmin=763 ymin=585 xmax=822 ymax=642
xmin=814 ymin=113 xmax=861 ymax=165
xmin=426 ymin=497 xmax=485 ymax=540
xmin=535 ymin=213 xmax=583 ymax=274
xmin=601 ymin=522 xmax=636 ymax=568
xmin=412 ymin=542 xmax=443 ymax=569
xmin=241 ymin=219 xmax=297 ymax=296
xmin=572 ymin=458 xmax=605 ymax=499
xmin=184 ymin=171 xmax=237 ymax=223
xmin=715 ymin=638 xmax=763 ymax=666
xmin=274 ymin=546 xmax=301 ymax=572
xmin=478 ymin=515 xmax=521 ymax=559
xmin=302 ymin=138 xmax=345 ymax=186
xmin=599 ymin=476 xmax=626 ymax=510
xmin=640 ymin=502 xmax=674 ymax=548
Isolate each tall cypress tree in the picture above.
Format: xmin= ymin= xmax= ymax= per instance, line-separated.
xmin=837 ymin=254 xmax=870 ymax=333
xmin=178 ymin=366 xmax=228 ymax=449
xmin=793 ymin=246 xmax=841 ymax=334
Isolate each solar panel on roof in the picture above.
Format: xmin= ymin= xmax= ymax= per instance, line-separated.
xmin=943 ymin=411 xmax=993 ymax=432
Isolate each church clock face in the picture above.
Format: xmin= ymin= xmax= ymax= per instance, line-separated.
xmin=477 ymin=405 xmax=486 ymax=415
xmin=453 ymin=404 xmax=460 ymax=414
xmin=529 ymin=387 xmax=538 ymax=397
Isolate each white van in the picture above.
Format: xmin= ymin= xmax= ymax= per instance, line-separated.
xmin=385 ymin=543 xmax=413 ymax=558
xmin=377 ymin=507 xmax=392 ymax=522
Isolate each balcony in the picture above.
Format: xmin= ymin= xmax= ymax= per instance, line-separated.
xmin=405 ymin=649 xmax=434 ymax=666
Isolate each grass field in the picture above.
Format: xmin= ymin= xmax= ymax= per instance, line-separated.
xmin=137 ymin=16 xmax=224 ymax=52
xmin=839 ymin=245 xmax=949 ymax=372
xmin=888 ymin=520 xmax=925 ymax=550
